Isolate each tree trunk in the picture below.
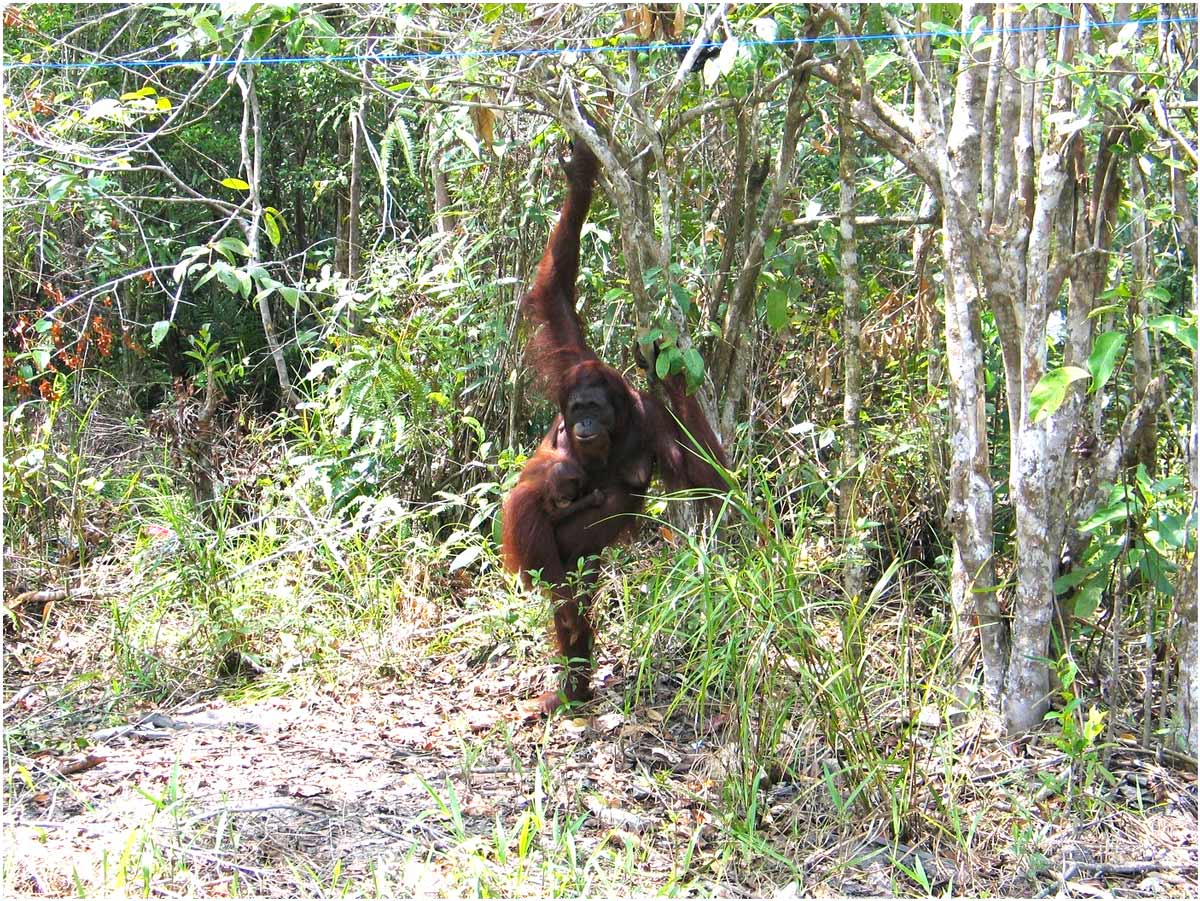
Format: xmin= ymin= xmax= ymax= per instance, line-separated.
xmin=347 ymin=95 xmax=365 ymax=280
xmin=838 ymin=46 xmax=865 ymax=601
xmin=335 ymin=115 xmax=351 ymax=274
xmin=1128 ymin=163 xmax=1157 ymax=471
xmin=234 ymin=48 xmax=297 ymax=410
xmin=1177 ymin=275 xmax=1199 ymax=755
xmin=1178 ymin=554 xmax=1198 ymax=754
xmin=431 ymin=141 xmax=453 ymax=235
xmin=939 ymin=2 xmax=1004 ymax=708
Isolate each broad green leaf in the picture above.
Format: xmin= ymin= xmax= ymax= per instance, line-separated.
xmin=656 ymin=346 xmax=682 ymax=381
xmin=1144 ymin=284 xmax=1172 ymax=304
xmin=155 ymin=96 xmax=172 ymax=111
xmin=717 ymin=36 xmax=738 ymax=75
xmin=1088 ymin=302 xmax=1124 ymax=319
xmin=214 ymin=264 xmax=241 ymax=296
xmin=766 ymin=288 xmax=790 ymax=332
xmin=45 ymin=174 xmax=77 ymax=203
xmin=221 ymin=177 xmax=250 ymax=190
xmin=234 ymin=269 xmax=251 ymax=298
xmin=751 ymin=17 xmax=777 ymax=42
xmin=119 ymin=86 xmax=156 ymax=100
xmin=278 ymin=286 xmax=302 ymax=309
xmin=213 ymin=236 xmax=251 ymax=258
xmin=1087 ymin=331 xmax=1125 ymax=393
xmin=1079 ymin=501 xmax=1131 ymax=532
xmin=449 ymin=545 xmax=482 ymax=573
xmin=671 ymin=283 xmax=692 ymax=317
xmin=682 ymin=347 xmax=705 ymax=388
xmin=150 ymin=321 xmax=170 ymax=348
xmin=263 ymin=208 xmax=284 ymax=247
xmin=865 ymin=51 xmax=900 ymax=80
xmin=32 ymin=349 xmax=50 ymax=371
xmin=1146 ymin=314 xmax=1197 ymax=352
xmin=194 ymin=14 xmax=220 ymax=43
xmin=1028 ymin=365 xmax=1089 ymax=423
xmin=193 ymin=266 xmax=217 ymax=290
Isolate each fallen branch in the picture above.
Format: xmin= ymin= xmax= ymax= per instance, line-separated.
xmin=57 ymin=753 xmax=106 ymax=776
xmin=1064 ymin=859 xmax=1192 ymax=877
xmin=6 ymin=588 xmax=95 ymax=608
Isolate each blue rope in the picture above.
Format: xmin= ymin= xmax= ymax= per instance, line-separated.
xmin=3 ymin=14 xmax=1195 ymax=72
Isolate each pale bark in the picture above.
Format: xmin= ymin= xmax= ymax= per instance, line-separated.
xmin=431 ymin=141 xmax=453 ymax=235
xmin=335 ymin=116 xmax=350 ymax=273
xmin=347 ymin=95 xmax=365 ymax=279
xmin=232 ymin=46 xmax=296 ymax=410
xmin=838 ymin=38 xmax=865 ymax=601
xmin=1129 ymin=164 xmax=1157 ymax=470
xmin=1177 ymin=271 xmax=1199 ymax=754
xmin=812 ymin=1 xmax=1176 ymax=734
xmin=1178 ymin=554 xmax=1198 ymax=754
xmin=940 ymin=3 xmax=1006 ymax=706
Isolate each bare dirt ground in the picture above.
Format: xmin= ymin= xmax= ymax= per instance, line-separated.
xmin=4 ymin=597 xmax=1198 ymax=898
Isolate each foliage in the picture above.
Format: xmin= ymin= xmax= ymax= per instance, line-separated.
xmin=2 ymin=4 xmax=1195 ymax=894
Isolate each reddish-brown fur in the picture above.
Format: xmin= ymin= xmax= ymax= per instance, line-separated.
xmin=501 ymin=138 xmax=729 ymax=715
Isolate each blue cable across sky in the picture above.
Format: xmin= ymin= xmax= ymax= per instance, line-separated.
xmin=2 ymin=14 xmax=1196 ymax=72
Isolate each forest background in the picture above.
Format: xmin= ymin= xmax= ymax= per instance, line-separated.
xmin=2 ymin=3 xmax=1197 ymax=897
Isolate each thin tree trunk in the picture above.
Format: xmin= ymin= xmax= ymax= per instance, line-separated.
xmin=838 ymin=45 xmax=865 ymax=601
xmin=939 ymin=2 xmax=1004 ymax=707
xmin=431 ymin=141 xmax=453 ymax=235
xmin=1128 ymin=163 xmax=1156 ymax=471
xmin=1178 ymin=273 xmax=1199 ymax=755
xmin=233 ymin=47 xmax=297 ymax=410
xmin=347 ymin=95 xmax=365 ymax=280
xmin=335 ymin=116 xmax=351 ymax=274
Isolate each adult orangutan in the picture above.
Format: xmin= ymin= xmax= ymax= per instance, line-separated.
xmin=501 ymin=135 xmax=729 ymax=715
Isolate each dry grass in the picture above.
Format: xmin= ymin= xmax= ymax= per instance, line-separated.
xmin=3 ymin=551 xmax=1196 ymax=898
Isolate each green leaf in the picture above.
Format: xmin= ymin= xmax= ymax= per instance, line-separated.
xmin=765 ymin=288 xmax=790 ymax=332
xmin=751 ymin=17 xmax=777 ymax=42
xmin=263 ymin=211 xmax=281 ymax=247
xmin=682 ymin=347 xmax=705 ymax=388
xmin=1079 ymin=500 xmax=1131 ymax=532
xmin=449 ymin=545 xmax=482 ymax=573
xmin=150 ymin=321 xmax=171 ymax=348
xmin=1146 ymin=314 xmax=1198 ymax=352
xmin=213 ymin=236 xmax=251 ymax=259
xmin=214 ymin=264 xmax=240 ymax=296
xmin=1028 ymin=365 xmax=1090 ymax=423
xmin=656 ymin=346 xmax=682 ymax=381
xmin=278 ymin=286 xmax=302 ymax=309
xmin=1088 ymin=302 xmax=1124 ymax=319
xmin=1086 ymin=331 xmax=1125 ymax=394
xmin=221 ymin=177 xmax=250 ymax=190
xmin=234 ymin=269 xmax=252 ymax=298
xmin=865 ymin=51 xmax=900 ymax=80
xmin=717 ymin=36 xmax=739 ymax=75
xmin=32 ymin=348 xmax=51 ymax=371
xmin=194 ymin=13 xmax=220 ymax=43
xmin=670 ymin=283 xmax=692 ymax=317
xmin=45 ymin=174 xmax=77 ymax=204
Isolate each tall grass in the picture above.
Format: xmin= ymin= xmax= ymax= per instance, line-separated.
xmin=616 ymin=461 xmax=965 ymax=845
